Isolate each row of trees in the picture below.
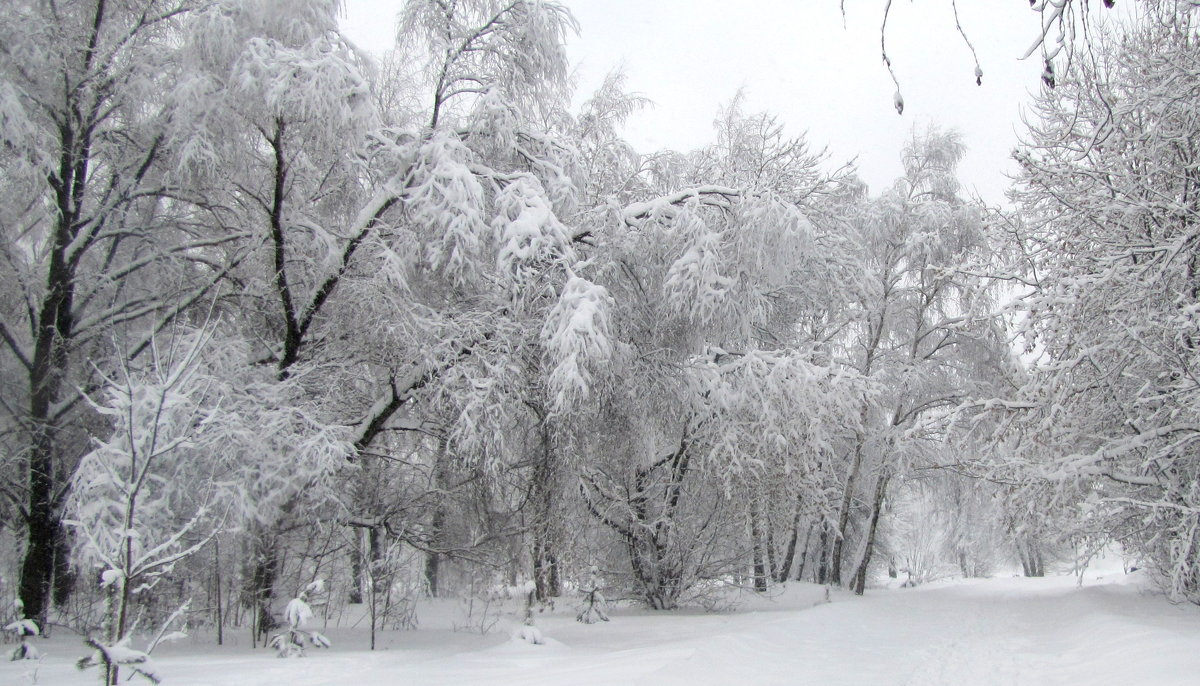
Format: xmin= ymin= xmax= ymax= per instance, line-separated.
xmin=970 ymin=1 xmax=1200 ymax=599
xmin=3 ymin=0 xmax=1199 ymax=661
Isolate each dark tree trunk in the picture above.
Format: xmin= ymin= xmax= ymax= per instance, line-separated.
xmin=764 ymin=506 xmax=779 ymax=583
xmin=367 ymin=525 xmax=384 ymax=593
xmin=423 ymin=443 xmax=449 ymax=598
xmin=19 ymin=193 xmax=77 ymax=630
xmin=349 ymin=529 xmax=364 ymax=604
xmin=532 ymin=537 xmax=560 ymax=601
xmin=830 ymin=438 xmax=867 ymax=586
xmin=423 ymin=547 xmax=441 ymax=598
xmin=581 ymin=431 xmax=692 ymax=610
xmin=250 ymin=538 xmax=281 ymax=646
xmin=214 ymin=539 xmax=224 ymax=645
xmin=530 ymin=421 xmax=561 ymax=602
xmin=816 ymin=526 xmax=832 ymax=585
xmin=851 ymin=472 xmax=890 ymax=596
xmin=17 ymin=0 xmax=111 ymax=625
xmin=777 ymin=498 xmax=805 ymax=582
xmin=52 ymin=527 xmax=75 ymax=608
xmin=1016 ymin=539 xmax=1044 ymax=577
xmin=795 ymin=522 xmax=817 ymax=582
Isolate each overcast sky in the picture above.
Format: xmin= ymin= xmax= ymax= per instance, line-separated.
xmin=342 ymin=1 xmax=1056 ymax=205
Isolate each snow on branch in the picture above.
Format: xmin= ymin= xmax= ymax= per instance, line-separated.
xmin=541 ymin=273 xmax=615 ymax=412
xmin=663 ymin=208 xmax=733 ymax=325
xmin=692 ymin=349 xmax=864 ymax=479
xmin=491 ymin=174 xmax=575 ymax=283
xmin=77 ymin=637 xmax=161 ymax=684
xmin=405 ymin=133 xmax=488 ymax=282
xmin=622 ymin=186 xmax=741 ymax=226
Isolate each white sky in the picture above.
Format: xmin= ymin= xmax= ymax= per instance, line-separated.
xmin=341 ymin=1 xmax=1051 ymax=205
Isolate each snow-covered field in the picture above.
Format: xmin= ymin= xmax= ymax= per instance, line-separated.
xmin=7 ymin=569 xmax=1200 ymax=686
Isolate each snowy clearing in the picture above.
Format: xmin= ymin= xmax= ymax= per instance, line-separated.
xmin=6 ymin=569 xmax=1199 ymax=686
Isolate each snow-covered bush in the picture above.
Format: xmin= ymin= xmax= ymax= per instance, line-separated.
xmin=515 ymin=590 xmax=544 ymax=645
xmin=77 ymin=637 xmax=162 ymax=684
xmin=269 ymin=581 xmax=331 ymax=658
xmin=6 ymin=616 xmax=40 ymax=661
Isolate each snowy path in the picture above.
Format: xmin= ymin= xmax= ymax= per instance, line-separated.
xmin=7 ymin=572 xmax=1200 ymax=685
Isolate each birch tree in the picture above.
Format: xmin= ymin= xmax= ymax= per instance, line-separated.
xmin=824 ymin=129 xmax=1003 ymax=594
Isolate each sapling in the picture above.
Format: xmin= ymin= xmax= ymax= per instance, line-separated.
xmin=269 ymin=581 xmax=331 ymax=657
xmin=67 ymin=329 xmax=237 ymax=684
xmin=576 ymin=566 xmax=609 ymax=624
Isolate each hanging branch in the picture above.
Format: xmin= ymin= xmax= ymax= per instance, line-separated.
xmin=881 ymin=0 xmax=904 ymax=115
xmin=951 ymin=0 xmax=983 ymax=85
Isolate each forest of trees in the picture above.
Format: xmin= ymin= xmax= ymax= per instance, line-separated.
xmin=2 ymin=0 xmax=1199 ymax=659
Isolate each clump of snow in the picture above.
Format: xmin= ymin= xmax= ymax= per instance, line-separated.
xmin=514 ymin=624 xmax=544 ymax=645
xmin=5 ymin=618 xmax=39 ymax=637
xmin=491 ymin=174 xmax=574 ymax=283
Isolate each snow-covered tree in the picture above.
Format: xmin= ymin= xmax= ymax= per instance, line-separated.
xmin=569 ymin=98 xmax=866 ymax=608
xmin=66 ymin=323 xmax=350 ymax=672
xmin=0 ymin=0 xmax=247 ymax=626
xmin=822 ymin=129 xmax=1004 ymax=595
xmin=991 ymin=1 xmax=1200 ymax=599
xmin=575 ymin=566 xmax=609 ymax=624
xmin=953 ymin=1 xmax=1200 ymax=598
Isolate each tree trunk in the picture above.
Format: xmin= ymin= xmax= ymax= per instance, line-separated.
xmin=349 ymin=528 xmax=364 ymax=604
xmin=816 ymin=526 xmax=831 ymax=585
xmin=750 ymin=504 xmax=769 ymax=593
xmin=530 ymin=443 xmax=561 ymax=600
xmin=424 ymin=441 xmax=450 ymax=598
xmin=423 ymin=548 xmax=441 ymax=598
xmin=249 ymin=537 xmax=281 ymax=647
xmin=830 ymin=435 xmax=867 ymax=585
xmin=20 ymin=248 xmax=75 ymax=627
xmin=365 ymin=525 xmax=385 ymax=601
xmin=795 ymin=522 xmax=817 ymax=582
xmin=527 ymin=407 xmax=562 ymax=602
xmin=777 ymin=498 xmax=805 ymax=582
xmin=764 ymin=505 xmax=779 ymax=583
xmin=850 ymin=471 xmax=890 ymax=596
xmin=532 ymin=536 xmax=560 ymax=601
xmin=214 ymin=539 xmax=224 ymax=645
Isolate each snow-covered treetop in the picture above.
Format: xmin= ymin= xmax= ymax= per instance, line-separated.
xmin=400 ymin=0 xmax=578 ymax=129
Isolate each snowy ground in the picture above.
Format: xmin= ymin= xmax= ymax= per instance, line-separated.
xmin=7 ymin=569 xmax=1200 ymax=685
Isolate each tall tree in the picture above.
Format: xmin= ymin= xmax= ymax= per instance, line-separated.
xmin=0 ymin=0 xmax=245 ymax=625
xmin=997 ymin=1 xmax=1200 ymax=600
xmin=826 ymin=129 xmax=1001 ymax=593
